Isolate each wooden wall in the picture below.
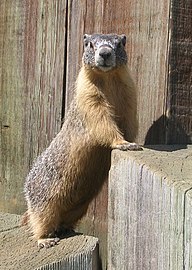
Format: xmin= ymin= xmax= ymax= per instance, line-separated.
xmin=0 ymin=0 xmax=191 ymax=268
xmin=66 ymin=0 xmax=171 ymax=144
xmin=167 ymin=0 xmax=192 ymax=144
xmin=0 ymin=0 xmax=66 ymax=213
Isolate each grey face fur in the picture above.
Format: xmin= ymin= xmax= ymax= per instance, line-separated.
xmin=83 ymin=34 xmax=127 ymax=72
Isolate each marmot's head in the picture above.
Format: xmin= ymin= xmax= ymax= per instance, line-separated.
xmin=83 ymin=34 xmax=127 ymax=72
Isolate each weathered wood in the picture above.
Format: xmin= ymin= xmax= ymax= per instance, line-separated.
xmin=77 ymin=181 xmax=108 ymax=270
xmin=0 ymin=213 xmax=99 ymax=270
xmin=66 ymin=2 xmax=171 ymax=268
xmin=0 ymin=212 xmax=20 ymax=232
xmin=167 ymin=0 xmax=192 ymax=143
xmin=66 ymin=0 xmax=171 ymax=144
xmin=0 ymin=0 xmax=191 ymax=269
xmin=0 ymin=0 xmax=66 ymax=213
xmin=108 ymin=146 xmax=192 ymax=270
xmin=185 ymin=190 xmax=192 ymax=270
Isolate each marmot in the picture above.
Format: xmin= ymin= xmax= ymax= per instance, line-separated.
xmin=24 ymin=33 xmax=141 ymax=248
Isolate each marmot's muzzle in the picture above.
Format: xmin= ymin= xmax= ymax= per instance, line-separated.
xmin=95 ymin=46 xmax=116 ymax=71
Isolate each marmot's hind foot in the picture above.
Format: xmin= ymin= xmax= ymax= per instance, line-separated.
xmin=38 ymin=237 xmax=60 ymax=249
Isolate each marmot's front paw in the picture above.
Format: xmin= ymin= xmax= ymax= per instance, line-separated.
xmin=112 ymin=141 xmax=143 ymax=151
xmin=38 ymin=237 xmax=60 ymax=249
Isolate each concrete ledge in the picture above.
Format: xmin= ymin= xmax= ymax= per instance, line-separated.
xmin=108 ymin=145 xmax=192 ymax=270
xmin=0 ymin=213 xmax=99 ymax=270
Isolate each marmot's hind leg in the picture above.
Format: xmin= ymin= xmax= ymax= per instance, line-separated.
xmin=61 ymin=201 xmax=90 ymax=228
xmin=28 ymin=202 xmax=89 ymax=248
xmin=28 ymin=209 xmax=61 ymax=248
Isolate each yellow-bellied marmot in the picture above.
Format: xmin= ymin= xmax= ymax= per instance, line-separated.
xmin=24 ymin=33 xmax=142 ymax=248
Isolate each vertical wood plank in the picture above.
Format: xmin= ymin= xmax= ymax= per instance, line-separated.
xmin=66 ymin=0 xmax=170 ymax=144
xmin=167 ymin=0 xmax=192 ymax=143
xmin=66 ymin=2 xmax=110 ymax=268
xmin=185 ymin=190 xmax=192 ymax=270
xmin=0 ymin=0 xmax=27 ymax=213
xmin=0 ymin=0 xmax=66 ymax=213
xmin=126 ymin=0 xmax=170 ymax=144
xmin=66 ymin=1 xmax=171 ymax=268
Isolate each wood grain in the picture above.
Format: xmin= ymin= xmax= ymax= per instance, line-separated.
xmin=66 ymin=1 xmax=169 ymax=268
xmin=167 ymin=0 xmax=192 ymax=143
xmin=185 ymin=189 xmax=192 ymax=270
xmin=66 ymin=0 xmax=170 ymax=144
xmin=66 ymin=2 xmax=171 ymax=268
xmin=108 ymin=146 xmax=192 ymax=270
xmin=0 ymin=213 xmax=99 ymax=270
xmin=0 ymin=0 xmax=27 ymax=213
xmin=0 ymin=0 xmax=66 ymax=213
xmin=0 ymin=0 xmax=191 ymax=268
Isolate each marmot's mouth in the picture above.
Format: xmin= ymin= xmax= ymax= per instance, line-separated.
xmin=95 ymin=61 xmax=115 ymax=72
xmin=100 ymin=63 xmax=111 ymax=67
xmin=96 ymin=65 xmax=114 ymax=72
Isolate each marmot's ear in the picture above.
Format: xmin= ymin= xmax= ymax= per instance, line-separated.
xmin=120 ymin=34 xmax=126 ymax=46
xmin=84 ymin=34 xmax=90 ymax=40
xmin=83 ymin=34 xmax=90 ymax=47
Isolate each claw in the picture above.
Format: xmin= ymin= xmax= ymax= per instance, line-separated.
xmin=114 ymin=142 xmax=143 ymax=151
xmin=38 ymin=237 xmax=60 ymax=249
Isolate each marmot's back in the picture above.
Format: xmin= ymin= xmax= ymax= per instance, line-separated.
xmin=24 ymin=33 xmax=141 ymax=248
xmin=25 ymin=101 xmax=111 ymax=210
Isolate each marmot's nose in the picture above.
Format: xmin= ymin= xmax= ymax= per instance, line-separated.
xmin=99 ymin=47 xmax=112 ymax=60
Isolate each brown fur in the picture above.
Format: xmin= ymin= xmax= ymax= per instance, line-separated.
xmin=76 ymin=65 xmax=138 ymax=146
xmin=24 ymin=34 xmax=140 ymax=245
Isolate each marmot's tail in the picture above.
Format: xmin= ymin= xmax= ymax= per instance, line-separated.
xmin=20 ymin=211 xmax=29 ymax=226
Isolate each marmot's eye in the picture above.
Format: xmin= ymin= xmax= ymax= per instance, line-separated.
xmin=84 ymin=41 xmax=94 ymax=49
xmin=121 ymin=35 xmax=126 ymax=46
xmin=117 ymin=41 xmax=121 ymax=49
xmin=89 ymin=42 xmax=94 ymax=49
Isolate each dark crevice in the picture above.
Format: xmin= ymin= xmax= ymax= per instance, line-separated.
xmin=165 ymin=0 xmax=172 ymax=144
xmin=61 ymin=0 xmax=69 ymax=127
